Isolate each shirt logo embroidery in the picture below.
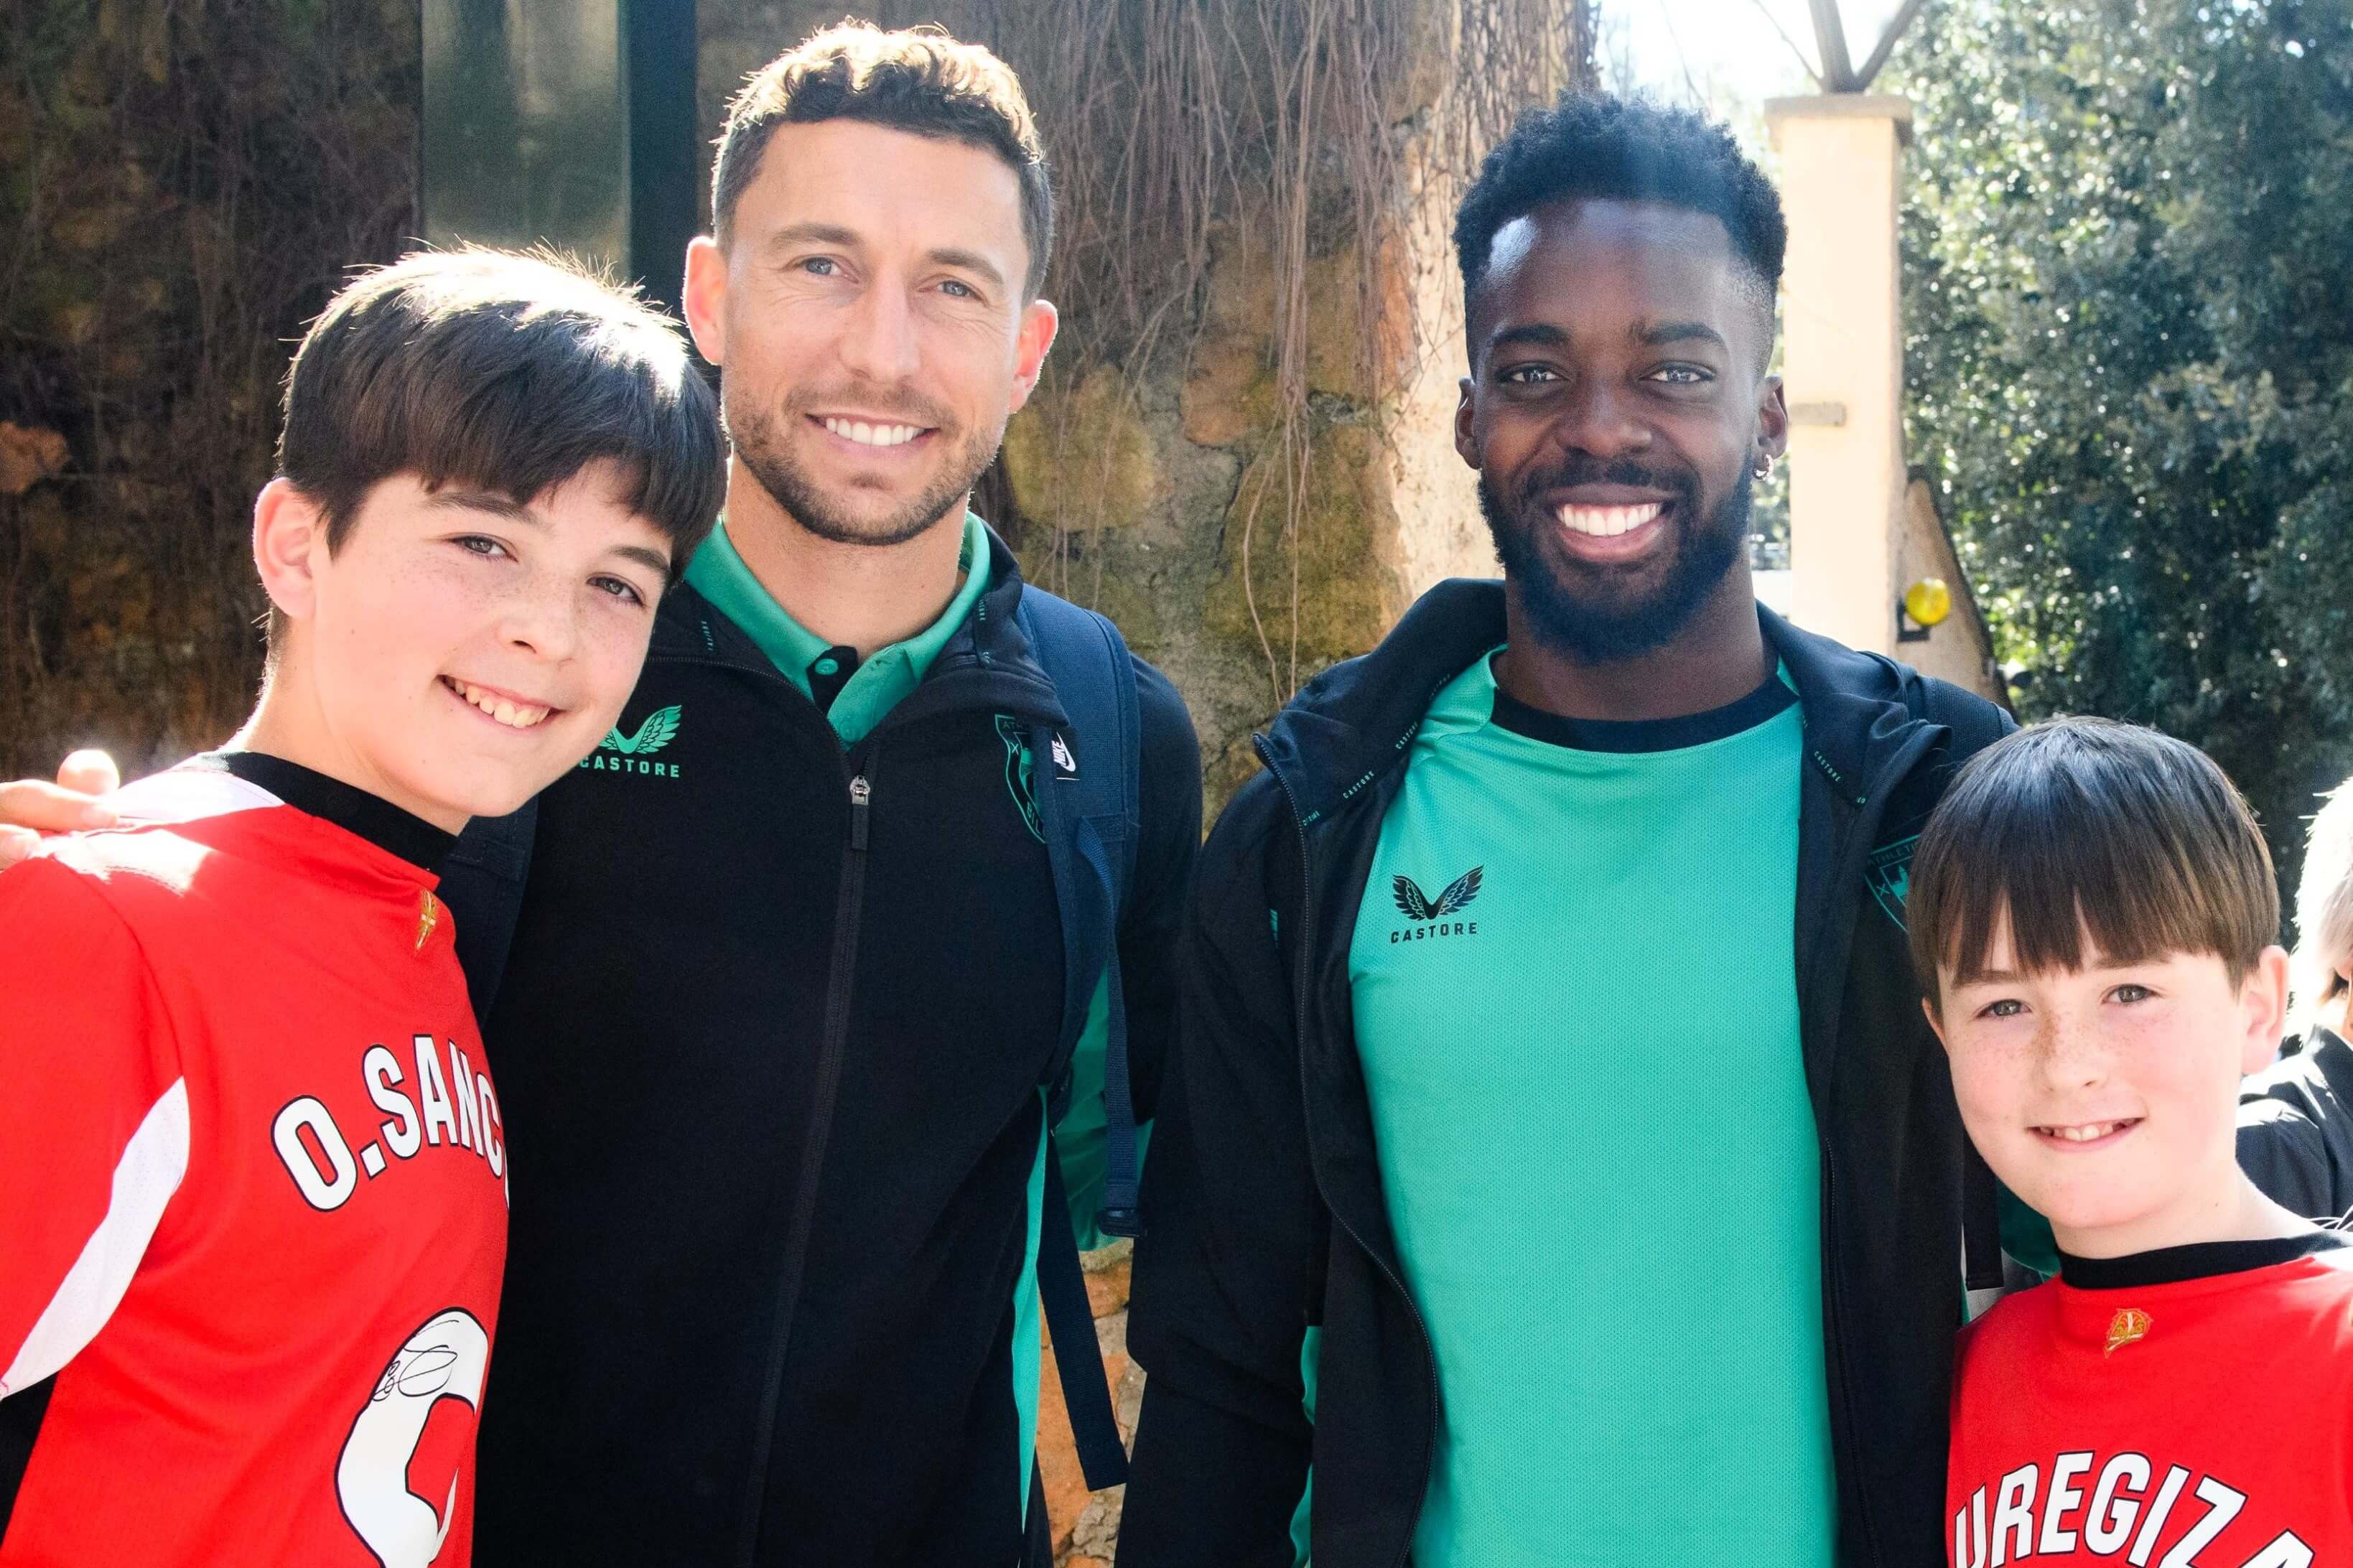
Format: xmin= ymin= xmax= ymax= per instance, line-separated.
xmin=580 ymin=703 xmax=685 ymax=780
xmin=2105 ymin=1307 xmax=2152 ymax=1356
xmin=1388 ymin=867 xmax=1483 ymax=945
xmin=601 ymin=704 xmax=681 ymax=756
xmin=414 ymin=890 xmax=439 ymax=954
xmin=1050 ymin=732 xmax=1078 ymax=777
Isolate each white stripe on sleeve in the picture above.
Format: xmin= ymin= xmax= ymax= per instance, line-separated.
xmin=1 ymin=1078 xmax=190 ymax=1398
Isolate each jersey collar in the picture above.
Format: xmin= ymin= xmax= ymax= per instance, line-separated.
xmin=2059 ymin=1228 xmax=2347 ymax=1289
xmin=192 ymin=751 xmax=456 ymax=876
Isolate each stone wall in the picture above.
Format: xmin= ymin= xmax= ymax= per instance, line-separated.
xmin=1035 ymin=1240 xmax=1145 ymax=1566
xmin=0 ymin=0 xmax=422 ymax=780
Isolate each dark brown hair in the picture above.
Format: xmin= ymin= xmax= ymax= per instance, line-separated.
xmin=1909 ymin=717 xmax=2280 ymax=1009
xmin=277 ymin=246 xmax=724 ymax=564
xmin=711 ymin=21 xmax=1053 ymax=299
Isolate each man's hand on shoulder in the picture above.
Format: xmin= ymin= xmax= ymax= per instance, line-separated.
xmin=0 ymin=750 xmax=122 ymax=867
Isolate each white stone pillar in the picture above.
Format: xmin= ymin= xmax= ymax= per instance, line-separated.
xmin=1764 ymin=95 xmax=1913 ymax=657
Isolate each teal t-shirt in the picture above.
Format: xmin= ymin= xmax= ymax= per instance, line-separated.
xmin=1347 ymin=650 xmax=1832 ymax=1568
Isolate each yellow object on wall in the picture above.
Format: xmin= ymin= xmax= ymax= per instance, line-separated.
xmin=1904 ymin=577 xmax=1952 ymax=628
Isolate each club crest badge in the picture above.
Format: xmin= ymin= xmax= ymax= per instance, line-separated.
xmin=414 ymin=889 xmax=440 ymax=954
xmin=1867 ymin=834 xmax=1920 ymax=930
xmin=994 ymin=715 xmax=1043 ymax=843
xmin=2104 ymin=1307 xmax=2151 ymax=1357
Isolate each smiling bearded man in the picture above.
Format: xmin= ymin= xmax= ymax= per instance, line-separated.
xmin=1119 ymin=95 xmax=2018 ymax=1568
xmin=437 ymin=27 xmax=1205 ymax=1568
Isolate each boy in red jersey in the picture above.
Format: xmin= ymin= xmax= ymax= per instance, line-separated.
xmin=1911 ymin=718 xmax=2351 ymax=1568
xmin=0 ymin=248 xmax=721 ymax=1567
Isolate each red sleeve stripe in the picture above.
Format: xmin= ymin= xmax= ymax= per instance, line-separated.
xmin=1 ymin=1078 xmax=190 ymax=1399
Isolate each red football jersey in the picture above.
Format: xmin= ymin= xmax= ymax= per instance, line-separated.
xmin=1948 ymin=1233 xmax=2353 ymax=1568
xmin=0 ymin=755 xmax=508 ymax=1567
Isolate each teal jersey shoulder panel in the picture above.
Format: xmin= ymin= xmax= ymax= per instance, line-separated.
xmin=1348 ymin=650 xmax=1832 ymax=1567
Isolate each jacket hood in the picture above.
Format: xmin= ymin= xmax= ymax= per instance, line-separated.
xmin=1258 ymin=577 xmax=1950 ymax=823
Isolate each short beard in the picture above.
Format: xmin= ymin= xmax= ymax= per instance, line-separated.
xmin=1480 ymin=459 xmax=1751 ymax=663
xmin=726 ymin=393 xmax=1000 ymax=549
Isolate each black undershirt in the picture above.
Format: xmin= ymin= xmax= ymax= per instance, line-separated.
xmin=1489 ymin=662 xmax=1799 ymax=754
xmin=2059 ymin=1228 xmax=2348 ymax=1290
xmin=188 ymin=751 xmax=455 ymax=877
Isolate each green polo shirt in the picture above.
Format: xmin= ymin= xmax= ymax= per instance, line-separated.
xmin=683 ymin=510 xmax=990 ymax=745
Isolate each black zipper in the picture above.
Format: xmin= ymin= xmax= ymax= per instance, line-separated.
xmin=1254 ymin=734 xmax=1438 ymax=1568
xmin=1802 ymin=721 xmax=1938 ymax=1568
xmin=737 ymin=756 xmax=877 ymax=1565
xmin=653 ymin=624 xmax=1066 ymax=1558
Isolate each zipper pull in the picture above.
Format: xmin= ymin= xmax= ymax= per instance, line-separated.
xmin=849 ymin=775 xmax=871 ymax=851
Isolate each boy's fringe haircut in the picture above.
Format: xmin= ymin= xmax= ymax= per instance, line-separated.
xmin=1909 ymin=717 xmax=2279 ymax=1007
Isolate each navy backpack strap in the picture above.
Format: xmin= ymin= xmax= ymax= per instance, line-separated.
xmin=442 ymin=794 xmax=540 ymax=1019
xmin=1038 ymin=1133 xmax=1132 ymax=1490
xmin=1015 ymin=590 xmax=1145 ymax=1231
xmin=1015 ymin=588 xmax=1143 ymax=1494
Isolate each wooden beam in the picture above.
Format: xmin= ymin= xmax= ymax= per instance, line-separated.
xmin=1808 ymin=0 xmax=1858 ymax=90
xmin=1854 ymin=0 xmax=1932 ymax=90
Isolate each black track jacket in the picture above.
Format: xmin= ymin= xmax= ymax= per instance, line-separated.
xmin=2240 ymin=1026 xmax=2353 ymax=1223
xmin=1122 ymin=580 xmax=2013 ymax=1568
xmin=442 ymin=528 xmax=1201 ymax=1567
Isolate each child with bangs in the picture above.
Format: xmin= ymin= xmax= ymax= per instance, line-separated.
xmin=1911 ymin=717 xmax=2352 ymax=1567
xmin=0 ymin=248 xmax=722 ymax=1567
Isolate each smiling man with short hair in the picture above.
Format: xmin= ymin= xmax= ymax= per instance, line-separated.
xmin=441 ymin=27 xmax=1201 ymax=1568
xmin=1120 ymin=94 xmax=2010 ymax=1568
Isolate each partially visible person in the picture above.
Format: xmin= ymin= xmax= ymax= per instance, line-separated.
xmin=0 ymin=750 xmax=117 ymax=864
xmin=0 ymin=248 xmax=722 ymax=1567
xmin=1916 ymin=719 xmax=2352 ymax=1566
xmin=2239 ymin=773 xmax=2353 ymax=1222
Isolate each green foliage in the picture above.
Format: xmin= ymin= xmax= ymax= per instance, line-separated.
xmin=1896 ymin=0 xmax=2353 ymax=911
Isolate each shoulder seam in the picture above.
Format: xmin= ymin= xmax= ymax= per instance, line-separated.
xmin=17 ymin=854 xmax=192 ymax=1088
